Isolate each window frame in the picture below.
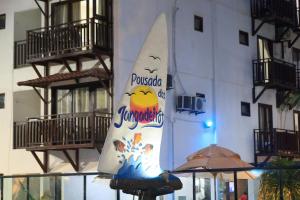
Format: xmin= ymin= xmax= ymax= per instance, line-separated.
xmin=0 ymin=93 xmax=5 ymax=109
xmin=241 ymin=101 xmax=250 ymax=117
xmin=239 ymin=30 xmax=249 ymax=46
xmin=194 ymin=15 xmax=203 ymax=32
xmin=0 ymin=14 xmax=6 ymax=30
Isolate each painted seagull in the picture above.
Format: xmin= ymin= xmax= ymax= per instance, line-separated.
xmin=145 ymin=68 xmax=158 ymax=73
xmin=149 ymin=55 xmax=161 ymax=60
xmin=125 ymin=92 xmax=135 ymax=96
xmin=140 ymin=90 xmax=151 ymax=95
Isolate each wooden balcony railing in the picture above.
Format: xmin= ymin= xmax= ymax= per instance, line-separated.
xmin=14 ymin=40 xmax=28 ymax=68
xmin=251 ymin=0 xmax=299 ymax=26
xmin=253 ymin=58 xmax=297 ymax=89
xmin=26 ymin=18 xmax=113 ymax=63
xmin=254 ymin=129 xmax=300 ymax=156
xmin=13 ymin=112 xmax=112 ymax=150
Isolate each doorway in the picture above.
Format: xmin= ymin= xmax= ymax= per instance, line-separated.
xmin=258 ymin=103 xmax=273 ymax=131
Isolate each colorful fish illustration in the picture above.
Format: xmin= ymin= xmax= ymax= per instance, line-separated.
xmin=133 ymin=133 xmax=142 ymax=145
xmin=113 ymin=140 xmax=126 ymax=153
xmin=143 ymin=144 xmax=154 ymax=155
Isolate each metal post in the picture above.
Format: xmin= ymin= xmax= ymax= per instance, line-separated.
xmin=192 ymin=172 xmax=196 ymax=200
xmin=83 ymin=175 xmax=86 ymax=200
xmin=234 ymin=171 xmax=238 ymax=200
xmin=279 ymin=169 xmax=284 ymax=200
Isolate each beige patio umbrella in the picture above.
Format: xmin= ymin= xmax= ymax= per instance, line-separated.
xmin=175 ymin=144 xmax=254 ymax=200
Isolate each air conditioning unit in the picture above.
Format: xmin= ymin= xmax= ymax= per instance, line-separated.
xmin=176 ymin=96 xmax=193 ymax=112
xmin=176 ymin=93 xmax=206 ymax=114
xmin=191 ymin=94 xmax=206 ymax=114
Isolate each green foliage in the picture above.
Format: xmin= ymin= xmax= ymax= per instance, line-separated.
xmin=280 ymin=91 xmax=300 ymax=111
xmin=258 ymin=159 xmax=300 ymax=200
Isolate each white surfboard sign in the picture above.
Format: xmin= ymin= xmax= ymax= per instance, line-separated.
xmin=98 ymin=14 xmax=168 ymax=179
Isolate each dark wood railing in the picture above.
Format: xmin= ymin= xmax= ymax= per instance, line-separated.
xmin=26 ymin=18 xmax=112 ymax=62
xmin=13 ymin=112 xmax=111 ymax=150
xmin=251 ymin=0 xmax=299 ymax=26
xmin=14 ymin=40 xmax=28 ymax=68
xmin=254 ymin=129 xmax=300 ymax=155
xmin=253 ymin=58 xmax=297 ymax=89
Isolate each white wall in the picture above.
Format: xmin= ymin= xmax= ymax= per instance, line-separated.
xmin=0 ymin=0 xmax=299 ymax=187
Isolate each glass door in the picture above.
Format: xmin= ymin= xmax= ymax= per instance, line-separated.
xmin=294 ymin=111 xmax=300 ymax=132
xmin=56 ymin=87 xmax=89 ymax=114
xmin=258 ymin=103 xmax=273 ymax=131
xmin=258 ymin=37 xmax=273 ymax=83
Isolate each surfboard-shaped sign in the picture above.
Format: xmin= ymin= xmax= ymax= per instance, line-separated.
xmin=98 ymin=14 xmax=168 ymax=179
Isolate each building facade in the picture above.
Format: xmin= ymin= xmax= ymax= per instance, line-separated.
xmin=0 ymin=0 xmax=299 ymax=199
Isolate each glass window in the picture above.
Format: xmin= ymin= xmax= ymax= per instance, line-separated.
xmin=12 ymin=177 xmax=28 ymax=200
xmin=174 ymin=173 xmax=193 ymax=200
xmin=96 ymin=88 xmax=109 ymax=112
xmin=62 ymin=176 xmax=83 ymax=200
xmin=75 ymin=87 xmax=89 ymax=113
xmin=72 ymin=0 xmax=88 ymax=22
xmin=57 ymin=90 xmax=72 ymax=114
xmin=52 ymin=3 xmax=69 ymax=25
xmin=96 ymin=0 xmax=106 ymax=16
xmin=0 ymin=14 xmax=5 ymax=30
xmin=194 ymin=15 xmax=203 ymax=32
xmin=0 ymin=93 xmax=5 ymax=109
xmin=86 ymin=176 xmax=117 ymax=200
xmin=241 ymin=102 xmax=250 ymax=117
xmin=239 ymin=30 xmax=249 ymax=46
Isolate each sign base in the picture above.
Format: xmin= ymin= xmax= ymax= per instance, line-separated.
xmin=110 ymin=172 xmax=182 ymax=200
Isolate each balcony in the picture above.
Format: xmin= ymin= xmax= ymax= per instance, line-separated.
xmin=25 ymin=18 xmax=112 ymax=65
xmin=253 ymin=58 xmax=297 ymax=90
xmin=254 ymin=129 xmax=300 ymax=162
xmin=13 ymin=112 xmax=111 ymax=151
xmin=251 ymin=0 xmax=298 ymax=26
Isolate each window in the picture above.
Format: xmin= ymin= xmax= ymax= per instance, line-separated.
xmin=194 ymin=15 xmax=203 ymax=32
xmin=54 ymin=85 xmax=110 ymax=114
xmin=258 ymin=103 xmax=273 ymax=130
xmin=241 ymin=102 xmax=250 ymax=116
xmin=0 ymin=14 xmax=5 ymax=29
xmin=0 ymin=93 xmax=5 ymax=109
xmin=258 ymin=36 xmax=273 ymax=59
xmin=294 ymin=111 xmax=300 ymax=131
xmin=293 ymin=48 xmax=300 ymax=67
xmin=239 ymin=30 xmax=249 ymax=46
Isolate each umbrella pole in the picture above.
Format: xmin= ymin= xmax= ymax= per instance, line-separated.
xmin=213 ymin=173 xmax=217 ymax=200
xmin=234 ymin=171 xmax=238 ymax=200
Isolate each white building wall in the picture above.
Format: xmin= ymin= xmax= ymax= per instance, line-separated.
xmin=0 ymin=0 xmax=299 ymax=184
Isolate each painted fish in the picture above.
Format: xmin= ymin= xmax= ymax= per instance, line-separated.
xmin=133 ymin=133 xmax=142 ymax=145
xmin=113 ymin=140 xmax=126 ymax=153
xmin=143 ymin=144 xmax=154 ymax=155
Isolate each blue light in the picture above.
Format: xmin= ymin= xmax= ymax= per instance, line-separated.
xmin=204 ymin=120 xmax=213 ymax=128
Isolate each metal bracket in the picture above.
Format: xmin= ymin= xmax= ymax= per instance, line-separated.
xmin=32 ymin=64 xmax=42 ymax=78
xmin=289 ymin=34 xmax=300 ymax=48
xmin=96 ymin=55 xmax=112 ymax=75
xmin=62 ymin=60 xmax=73 ymax=73
xmin=276 ymin=27 xmax=290 ymax=42
xmin=252 ymin=86 xmax=269 ymax=104
xmin=252 ymin=18 xmax=265 ymax=36
xmin=31 ymin=151 xmax=48 ymax=173
xmin=33 ymin=87 xmax=50 ymax=104
xmin=34 ymin=0 xmax=47 ymax=17
xmin=63 ymin=149 xmax=80 ymax=172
